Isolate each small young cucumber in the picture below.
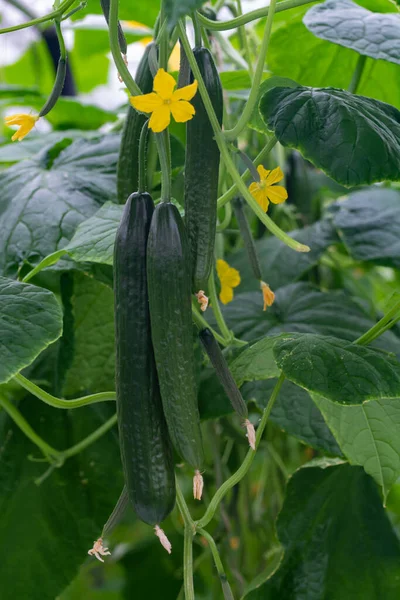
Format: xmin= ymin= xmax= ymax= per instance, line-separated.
xmin=147 ymin=202 xmax=205 ymax=472
xmin=199 ymin=328 xmax=256 ymax=450
xmin=114 ymin=192 xmax=176 ymax=526
xmin=100 ymin=0 xmax=127 ymax=55
xmin=184 ymin=47 xmax=223 ymax=292
xmin=117 ymin=43 xmax=155 ymax=203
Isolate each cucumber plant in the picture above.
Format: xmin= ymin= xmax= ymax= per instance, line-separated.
xmin=1 ymin=0 xmax=400 ymax=599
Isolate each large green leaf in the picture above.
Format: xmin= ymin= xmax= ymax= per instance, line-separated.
xmin=274 ymin=333 xmax=400 ymax=404
xmin=242 ymin=379 xmax=342 ymax=455
xmin=0 ymin=135 xmax=119 ymax=277
xmin=63 ymin=274 xmax=115 ymax=396
xmin=0 ymin=395 xmax=122 ymax=600
xmin=259 ymin=86 xmax=400 ymax=186
xmin=229 ymin=219 xmax=337 ymax=292
xmin=331 ymin=188 xmax=400 ymax=268
xmin=245 ymin=461 xmax=400 ymax=599
xmin=66 ymin=202 xmax=123 ymax=266
xmin=230 ymin=335 xmax=284 ymax=387
xmin=0 ymin=130 xmax=97 ymax=164
xmin=0 ymin=277 xmax=62 ymax=384
xmin=215 ymin=282 xmax=400 ymax=352
xmin=268 ymin=2 xmax=400 ymax=110
xmin=304 ymin=0 xmax=400 ymax=64
xmin=315 ymin=395 xmax=400 ymax=500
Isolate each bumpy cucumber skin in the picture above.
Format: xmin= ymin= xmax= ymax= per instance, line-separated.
xmin=117 ymin=43 xmax=155 ymax=204
xmin=184 ymin=47 xmax=223 ymax=291
xmin=147 ymin=202 xmax=204 ymax=470
xmin=199 ymin=328 xmax=248 ymax=420
xmin=114 ymin=192 xmax=176 ymax=526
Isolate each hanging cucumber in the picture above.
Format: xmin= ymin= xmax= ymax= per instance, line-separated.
xmin=114 ymin=192 xmax=176 ymax=546
xmin=147 ymin=202 xmax=205 ymax=499
xmin=117 ymin=43 xmax=156 ymax=203
xmin=199 ymin=328 xmax=255 ymax=450
xmin=183 ymin=46 xmax=223 ymax=292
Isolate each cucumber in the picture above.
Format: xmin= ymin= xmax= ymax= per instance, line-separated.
xmin=183 ymin=47 xmax=223 ymax=291
xmin=117 ymin=43 xmax=155 ymax=204
xmin=199 ymin=328 xmax=248 ymax=419
xmin=114 ymin=192 xmax=176 ymax=526
xmin=147 ymin=202 xmax=204 ymax=471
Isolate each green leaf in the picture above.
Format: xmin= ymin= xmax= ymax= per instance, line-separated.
xmin=0 ymin=131 xmax=97 ymax=164
xmin=315 ymin=395 xmax=400 ymax=500
xmin=249 ymin=75 xmax=299 ymax=133
xmin=268 ymin=2 xmax=400 ymax=110
xmin=242 ymin=379 xmax=342 ymax=455
xmin=66 ymin=202 xmax=123 ymax=266
xmin=331 ymin=188 xmax=400 ymax=268
xmin=230 ymin=335 xmax=286 ymax=387
xmin=0 ymin=135 xmax=120 ymax=277
xmin=63 ymin=274 xmax=115 ymax=396
xmin=245 ymin=462 xmax=400 ymax=599
xmin=0 ymin=396 xmax=122 ymax=600
xmin=259 ymin=85 xmax=400 ymax=186
xmin=274 ymin=333 xmax=400 ymax=405
xmin=164 ymin=0 xmax=206 ymax=27
xmin=216 ymin=282 xmax=400 ymax=352
xmin=304 ymin=0 xmax=400 ymax=65
xmin=0 ymin=277 xmax=62 ymax=384
xmin=229 ymin=219 xmax=337 ymax=292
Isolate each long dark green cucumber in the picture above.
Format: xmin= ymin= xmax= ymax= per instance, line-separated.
xmin=100 ymin=0 xmax=127 ymax=55
xmin=199 ymin=328 xmax=248 ymax=420
xmin=114 ymin=192 xmax=176 ymax=525
xmin=147 ymin=202 xmax=204 ymax=470
xmin=184 ymin=47 xmax=223 ymax=291
xmin=117 ymin=43 xmax=155 ymax=204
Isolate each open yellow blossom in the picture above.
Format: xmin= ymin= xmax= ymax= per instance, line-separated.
xmin=217 ymin=259 xmax=241 ymax=305
xmin=130 ymin=68 xmax=197 ymax=133
xmin=4 ymin=113 xmax=38 ymax=141
xmin=249 ymin=165 xmax=288 ymax=212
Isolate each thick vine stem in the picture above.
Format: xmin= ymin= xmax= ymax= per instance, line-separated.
xmin=0 ymin=0 xmax=76 ymax=34
xmin=197 ymin=0 xmax=315 ymax=31
xmin=223 ymin=0 xmax=277 ymax=142
xmin=354 ymin=299 xmax=400 ymax=346
xmin=14 ymin=373 xmax=116 ymax=409
xmin=177 ymin=23 xmax=309 ymax=254
xmin=108 ymin=0 xmax=141 ymax=95
xmin=176 ymin=482 xmax=196 ymax=599
xmin=196 ymin=373 xmax=285 ymax=529
xmin=348 ymin=54 xmax=367 ymax=94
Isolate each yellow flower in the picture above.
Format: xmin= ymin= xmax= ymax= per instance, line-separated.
xmin=4 ymin=113 xmax=38 ymax=141
xmin=217 ymin=259 xmax=241 ymax=305
xmin=260 ymin=281 xmax=275 ymax=311
xmin=249 ymin=165 xmax=288 ymax=212
xmin=130 ymin=68 xmax=198 ymax=133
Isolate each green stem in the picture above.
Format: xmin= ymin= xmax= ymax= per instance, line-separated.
xmin=236 ymin=0 xmax=254 ymax=78
xmin=196 ymin=373 xmax=285 ymax=529
xmin=63 ymin=414 xmax=117 ymax=458
xmin=14 ymin=373 xmax=116 ymax=409
xmin=176 ymin=480 xmax=196 ymax=528
xmin=22 ymin=249 xmax=66 ymax=282
xmin=108 ymin=0 xmax=141 ymax=96
xmin=138 ymin=119 xmax=149 ymax=193
xmin=0 ymin=0 xmax=76 ymax=34
xmin=180 ymin=24 xmax=308 ymax=253
xmin=191 ymin=301 xmax=228 ymax=346
xmin=348 ymin=54 xmax=367 ymax=94
xmin=192 ymin=11 xmax=202 ymax=47
xmin=216 ymin=201 xmax=232 ymax=232
xmin=0 ymin=393 xmax=61 ymax=461
xmin=183 ymin=528 xmax=195 ymax=600
xmin=197 ymin=528 xmax=235 ymax=600
xmin=354 ymin=300 xmax=400 ymax=346
xmin=155 ymin=130 xmax=172 ymax=201
xmin=208 ymin=268 xmax=233 ymax=343
xmin=224 ymin=0 xmax=277 ymax=141
xmin=197 ymin=0 xmax=315 ymax=31
xmin=217 ymin=137 xmax=277 ymax=209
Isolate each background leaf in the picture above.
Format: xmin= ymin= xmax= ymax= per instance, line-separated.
xmin=304 ymin=0 xmax=400 ymax=65
xmin=274 ymin=333 xmax=400 ymax=405
xmin=259 ymin=86 xmax=400 ymax=186
xmin=0 ymin=277 xmax=62 ymax=384
xmin=245 ymin=462 xmax=400 ymax=599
